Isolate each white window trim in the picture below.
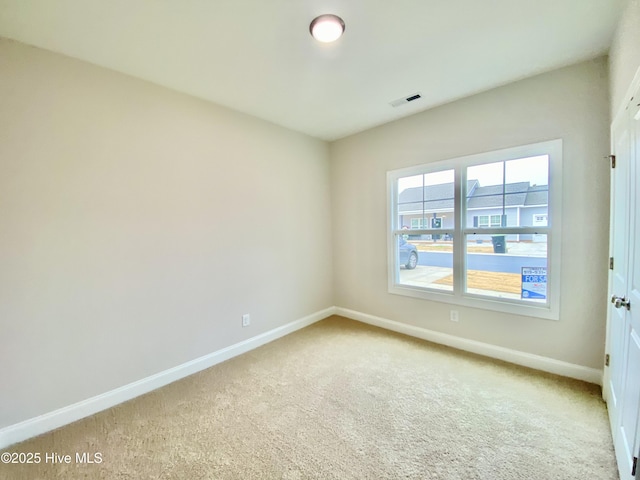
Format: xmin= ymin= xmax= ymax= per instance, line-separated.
xmin=387 ymin=139 xmax=562 ymax=320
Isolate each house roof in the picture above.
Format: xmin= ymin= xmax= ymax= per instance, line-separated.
xmin=398 ymin=180 xmax=548 ymax=212
xmin=524 ymin=185 xmax=549 ymax=206
xmin=398 ymin=182 xmax=455 ymax=212
xmin=466 ymin=182 xmax=530 ymax=209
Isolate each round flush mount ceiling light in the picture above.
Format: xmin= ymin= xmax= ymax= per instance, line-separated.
xmin=309 ymin=14 xmax=345 ymax=43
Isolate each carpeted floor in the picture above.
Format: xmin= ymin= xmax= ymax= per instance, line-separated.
xmin=0 ymin=316 xmax=618 ymax=479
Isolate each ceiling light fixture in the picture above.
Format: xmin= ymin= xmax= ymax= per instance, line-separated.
xmin=309 ymin=14 xmax=345 ymax=43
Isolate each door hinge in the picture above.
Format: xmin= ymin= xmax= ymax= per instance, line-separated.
xmin=632 ymin=456 xmax=637 ymax=476
xmin=605 ymin=354 xmax=610 ymax=367
xmin=608 ymin=155 xmax=616 ymax=168
xmin=610 ymin=257 xmax=614 ymax=270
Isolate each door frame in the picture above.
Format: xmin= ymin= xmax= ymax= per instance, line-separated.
xmin=604 ymin=65 xmax=640 ymax=480
xmin=604 ymin=65 xmax=640 ymax=398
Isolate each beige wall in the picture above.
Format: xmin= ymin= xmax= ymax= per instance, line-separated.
xmin=610 ymin=0 xmax=640 ymax=118
xmin=0 ymin=39 xmax=333 ymax=429
xmin=331 ymin=58 xmax=610 ymax=369
xmin=0 ymin=32 xmax=622 ymax=432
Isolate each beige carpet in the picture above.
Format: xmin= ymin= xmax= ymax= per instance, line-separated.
xmin=0 ymin=316 xmax=618 ymax=479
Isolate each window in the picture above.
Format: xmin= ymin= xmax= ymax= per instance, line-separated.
xmin=475 ymin=214 xmax=503 ymax=228
xmin=410 ymin=218 xmax=428 ymax=229
xmin=387 ymin=140 xmax=562 ymax=320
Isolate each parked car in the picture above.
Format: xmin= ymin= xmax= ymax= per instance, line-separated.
xmin=399 ymin=237 xmax=419 ymax=269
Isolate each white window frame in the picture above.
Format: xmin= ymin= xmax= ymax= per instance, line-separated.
xmin=387 ymin=139 xmax=562 ymax=320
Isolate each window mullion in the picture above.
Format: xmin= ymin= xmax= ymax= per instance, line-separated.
xmin=393 ymin=229 xmax=454 ymax=236
xmin=454 ymin=164 xmax=465 ymax=297
xmin=462 ymin=227 xmax=551 ymax=236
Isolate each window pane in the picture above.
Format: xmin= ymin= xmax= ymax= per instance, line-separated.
xmin=467 ymin=155 xmax=549 ymax=228
xmin=398 ymin=170 xmax=454 ymax=230
xmin=464 ymin=234 xmax=548 ymax=303
xmin=489 ymin=215 xmax=501 ymax=226
xmin=505 ymin=155 xmax=548 ymax=186
xmin=397 ymin=234 xmax=453 ymax=292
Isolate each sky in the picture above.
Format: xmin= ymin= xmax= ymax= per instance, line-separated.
xmin=398 ymin=155 xmax=549 ymax=193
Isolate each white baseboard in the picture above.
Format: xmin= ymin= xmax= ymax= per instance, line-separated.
xmin=0 ymin=307 xmax=336 ymax=450
xmin=335 ymin=307 xmax=603 ymax=386
xmin=1 ymin=305 xmax=602 ymax=450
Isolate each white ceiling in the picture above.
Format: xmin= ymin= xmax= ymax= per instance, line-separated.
xmin=0 ymin=0 xmax=627 ymax=141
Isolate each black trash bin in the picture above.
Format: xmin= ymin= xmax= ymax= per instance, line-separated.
xmin=491 ymin=235 xmax=506 ymax=253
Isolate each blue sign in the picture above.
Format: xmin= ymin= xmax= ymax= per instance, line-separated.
xmin=521 ymin=267 xmax=547 ymax=299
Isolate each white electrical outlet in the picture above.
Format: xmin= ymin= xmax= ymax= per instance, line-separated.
xmin=242 ymin=314 xmax=251 ymax=327
xmin=450 ymin=310 xmax=459 ymax=322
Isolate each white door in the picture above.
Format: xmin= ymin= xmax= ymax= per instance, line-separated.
xmin=626 ymin=96 xmax=640 ymax=479
xmin=606 ymin=83 xmax=640 ymax=480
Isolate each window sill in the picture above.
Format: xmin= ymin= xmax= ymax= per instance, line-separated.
xmin=388 ymin=283 xmax=559 ymax=321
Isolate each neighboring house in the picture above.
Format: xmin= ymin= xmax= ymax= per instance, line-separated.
xmin=398 ymin=180 xmax=548 ymax=241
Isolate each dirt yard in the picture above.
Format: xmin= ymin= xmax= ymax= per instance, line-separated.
xmin=413 ymin=242 xmax=496 ymax=254
xmin=434 ymin=270 xmax=521 ymax=294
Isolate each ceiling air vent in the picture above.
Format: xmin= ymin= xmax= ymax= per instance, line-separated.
xmin=390 ymin=93 xmax=422 ymax=108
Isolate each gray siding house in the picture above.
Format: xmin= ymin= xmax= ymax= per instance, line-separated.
xmin=398 ymin=180 xmax=548 ymax=242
